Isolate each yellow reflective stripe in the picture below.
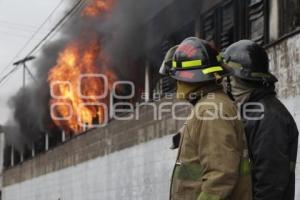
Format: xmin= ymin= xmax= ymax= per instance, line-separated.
xmin=202 ymin=66 xmax=223 ymax=74
xmin=172 ymin=60 xmax=202 ymax=68
xmin=240 ymin=158 xmax=251 ymax=176
xmin=174 ymin=163 xmax=203 ymax=181
xmin=182 ymin=60 xmax=202 ymax=68
xmin=197 ymin=192 xmax=221 ymax=200
xmin=172 ymin=61 xmax=177 ymax=68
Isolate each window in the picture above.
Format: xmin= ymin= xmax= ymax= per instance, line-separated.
xmin=220 ymin=0 xmax=236 ymax=49
xmin=280 ymin=0 xmax=300 ymax=35
xmin=201 ymin=0 xmax=238 ymax=50
xmin=246 ymin=0 xmax=269 ymax=44
xmin=200 ymin=0 xmax=270 ymax=49
xmin=202 ymin=9 xmax=219 ymax=46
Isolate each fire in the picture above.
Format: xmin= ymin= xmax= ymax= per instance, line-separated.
xmin=83 ymin=0 xmax=115 ymax=17
xmin=48 ymin=0 xmax=117 ymax=134
xmin=48 ymin=39 xmax=116 ymax=133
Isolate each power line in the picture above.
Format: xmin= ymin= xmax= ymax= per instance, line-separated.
xmin=0 ymin=0 xmax=89 ymax=87
xmin=0 ymin=66 xmax=20 ymax=87
xmin=26 ymin=0 xmax=87 ymax=57
xmin=29 ymin=0 xmax=89 ymax=56
xmin=0 ymin=0 xmax=65 ymax=77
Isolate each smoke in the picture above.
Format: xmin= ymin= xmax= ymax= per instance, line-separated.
xmin=2 ymin=122 xmax=24 ymax=152
xmin=5 ymin=0 xmax=200 ymax=151
xmin=6 ymin=40 xmax=67 ymax=151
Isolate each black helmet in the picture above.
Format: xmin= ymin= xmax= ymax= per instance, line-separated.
xmin=168 ymin=37 xmax=231 ymax=83
xmin=223 ymin=40 xmax=278 ymax=83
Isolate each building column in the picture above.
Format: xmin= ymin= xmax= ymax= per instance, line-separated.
xmin=32 ymin=143 xmax=35 ymax=157
xmin=62 ymin=130 xmax=66 ymax=142
xmin=11 ymin=145 xmax=14 ymax=167
xmin=144 ymin=62 xmax=150 ymax=102
xmin=45 ymin=133 xmax=49 ymax=151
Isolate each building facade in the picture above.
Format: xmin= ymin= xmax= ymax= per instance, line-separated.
xmin=2 ymin=0 xmax=300 ymax=199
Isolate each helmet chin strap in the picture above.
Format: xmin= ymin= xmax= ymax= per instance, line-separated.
xmin=213 ymin=73 xmax=222 ymax=84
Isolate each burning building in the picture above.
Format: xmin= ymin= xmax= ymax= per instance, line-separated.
xmin=2 ymin=0 xmax=199 ymax=168
xmin=1 ymin=0 xmax=300 ymax=199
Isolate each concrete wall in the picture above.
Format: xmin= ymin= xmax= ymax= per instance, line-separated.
xmin=2 ymin=99 xmax=188 ymax=187
xmin=2 ymin=135 xmax=177 ymax=200
xmin=281 ymin=96 xmax=300 ymax=199
xmin=0 ymin=132 xmax=4 ymax=190
xmin=2 ymin=100 xmax=188 ymax=200
xmin=267 ymin=33 xmax=300 ymax=98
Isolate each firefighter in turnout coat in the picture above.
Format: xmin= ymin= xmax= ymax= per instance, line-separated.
xmin=223 ymin=40 xmax=299 ymax=200
xmin=159 ymin=37 xmax=252 ymax=200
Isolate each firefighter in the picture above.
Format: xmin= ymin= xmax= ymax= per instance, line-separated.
xmin=159 ymin=37 xmax=252 ymax=200
xmin=160 ymin=45 xmax=183 ymax=150
xmin=223 ymin=40 xmax=299 ymax=200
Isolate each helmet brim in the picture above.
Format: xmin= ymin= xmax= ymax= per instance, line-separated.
xmin=159 ymin=60 xmax=173 ymax=76
xmin=170 ymin=66 xmax=232 ymax=83
xmin=233 ymin=69 xmax=278 ymax=83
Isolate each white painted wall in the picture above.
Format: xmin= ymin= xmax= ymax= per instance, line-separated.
xmin=2 ymin=135 xmax=177 ymax=200
xmin=281 ymin=96 xmax=300 ymax=200
xmin=0 ymin=132 xmax=5 ymax=190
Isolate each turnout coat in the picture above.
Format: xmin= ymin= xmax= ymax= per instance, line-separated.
xmin=170 ymin=89 xmax=252 ymax=200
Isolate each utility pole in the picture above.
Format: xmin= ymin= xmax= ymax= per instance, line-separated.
xmin=13 ymin=57 xmax=37 ymax=160
xmin=13 ymin=56 xmax=36 ymax=87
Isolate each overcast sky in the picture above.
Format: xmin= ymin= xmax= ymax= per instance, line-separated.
xmin=0 ymin=0 xmax=69 ymax=124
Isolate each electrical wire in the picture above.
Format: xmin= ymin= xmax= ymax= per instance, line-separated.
xmin=0 ymin=0 xmax=65 ymax=77
xmin=0 ymin=66 xmax=20 ymax=87
xmin=0 ymin=0 xmax=90 ymax=87
xmin=28 ymin=0 xmax=89 ymax=56
xmin=26 ymin=0 xmax=87 ymax=57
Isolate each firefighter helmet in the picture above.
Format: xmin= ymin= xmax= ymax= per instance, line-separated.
xmin=223 ymin=40 xmax=278 ymax=83
xmin=169 ymin=37 xmax=231 ymax=83
xmin=159 ymin=45 xmax=178 ymax=76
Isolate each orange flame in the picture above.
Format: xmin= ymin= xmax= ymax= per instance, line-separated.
xmin=48 ymin=40 xmax=117 ymax=133
xmin=83 ymin=0 xmax=115 ymax=17
xmin=48 ymin=1 xmax=117 ymax=134
xmin=48 ymin=39 xmax=116 ymax=133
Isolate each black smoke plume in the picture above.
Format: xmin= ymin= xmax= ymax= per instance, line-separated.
xmin=5 ymin=0 xmax=200 ymax=154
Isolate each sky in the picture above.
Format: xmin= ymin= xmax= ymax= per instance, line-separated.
xmin=0 ymin=0 xmax=69 ymax=124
